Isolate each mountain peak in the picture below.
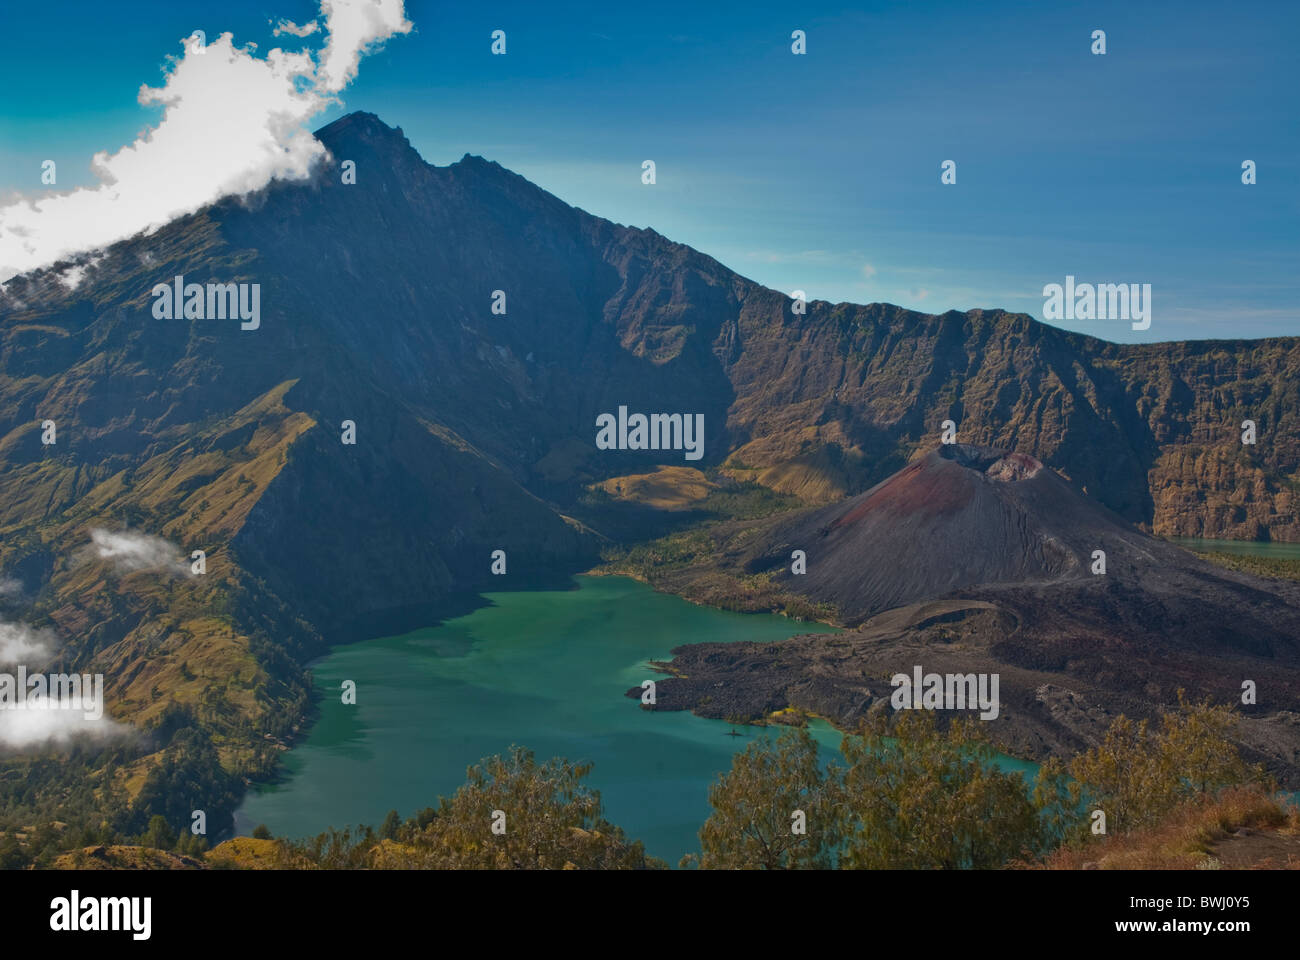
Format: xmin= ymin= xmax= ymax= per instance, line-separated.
xmin=313 ymin=111 xmax=417 ymax=159
xmin=938 ymin=444 xmax=1043 ymax=481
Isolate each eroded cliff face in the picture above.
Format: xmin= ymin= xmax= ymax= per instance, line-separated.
xmin=717 ymin=301 xmax=1299 ymax=540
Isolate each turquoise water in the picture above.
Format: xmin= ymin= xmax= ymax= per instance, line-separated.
xmin=1171 ymin=537 xmax=1300 ymax=559
xmin=234 ymin=575 xmax=1035 ymax=863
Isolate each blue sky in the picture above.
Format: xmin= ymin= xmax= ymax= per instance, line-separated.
xmin=1 ymin=0 xmax=1296 ymax=342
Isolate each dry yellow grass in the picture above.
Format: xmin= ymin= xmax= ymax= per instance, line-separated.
xmin=206 ymin=836 xmax=309 ymax=869
xmin=594 ymin=465 xmax=715 ymax=510
xmin=1031 ymin=787 xmax=1300 ymax=870
xmin=53 ymin=845 xmax=205 ymax=870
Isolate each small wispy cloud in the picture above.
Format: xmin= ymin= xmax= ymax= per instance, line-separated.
xmin=89 ymin=528 xmax=188 ymax=576
xmin=0 ymin=709 xmax=127 ymax=750
xmin=0 ymin=621 xmax=55 ymax=666
xmin=274 ymin=18 xmax=321 ymax=38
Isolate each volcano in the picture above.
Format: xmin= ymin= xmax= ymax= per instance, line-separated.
xmin=744 ymin=443 xmax=1228 ymax=624
xmin=638 ymin=445 xmax=1300 ymax=783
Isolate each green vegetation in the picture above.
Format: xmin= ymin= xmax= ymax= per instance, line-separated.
xmin=683 ymin=727 xmax=840 ymax=869
xmin=128 ymin=722 xmax=242 ymax=836
xmin=602 ymin=528 xmax=713 ymax=574
xmin=685 ymin=717 xmax=1044 ymax=869
xmin=1193 ymin=549 xmax=1300 ymax=583
xmin=1043 ymin=692 xmax=1265 ymax=837
xmin=221 ymin=747 xmax=665 ymax=870
xmin=600 ymin=525 xmax=837 ymax=623
xmin=697 ymin=472 xmax=804 ymax=521
xmin=839 ymin=714 xmax=1041 ymax=869
xmin=141 ymin=815 xmax=177 ymax=850
xmin=686 ymin=696 xmax=1276 ymax=869
xmin=0 ymin=714 xmax=227 ymax=867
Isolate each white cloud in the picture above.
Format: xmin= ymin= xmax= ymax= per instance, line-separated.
xmin=89 ymin=528 xmax=187 ymax=575
xmin=58 ymin=264 xmax=88 ymax=290
xmin=318 ymin=0 xmax=412 ymax=92
xmin=0 ymin=615 xmax=127 ymax=755
xmin=57 ymin=254 xmax=105 ymax=291
xmin=0 ymin=1 xmax=412 ymax=283
xmin=0 ymin=621 xmax=55 ymax=666
xmin=0 ymin=708 xmax=127 ymax=749
xmin=274 ymin=18 xmax=321 ymax=37
xmin=861 ymin=263 xmax=877 ymax=279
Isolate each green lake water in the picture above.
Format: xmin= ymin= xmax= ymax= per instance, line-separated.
xmin=234 ymin=574 xmax=1036 ymax=863
xmin=1171 ymin=537 xmax=1300 ymax=559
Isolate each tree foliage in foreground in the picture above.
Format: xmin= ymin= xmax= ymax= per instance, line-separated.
xmin=275 ymin=746 xmax=665 ymax=869
xmin=839 ymin=712 xmax=1042 ymax=869
xmin=1049 ymin=691 xmax=1266 ymax=837
xmin=691 ymin=695 xmax=1266 ymax=869
xmin=252 ymin=695 xmax=1263 ymax=871
xmin=685 ymin=726 xmax=842 ymax=869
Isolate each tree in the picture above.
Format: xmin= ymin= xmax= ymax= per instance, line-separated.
xmin=0 ymin=834 xmax=26 ymax=870
xmin=1065 ymin=692 xmax=1262 ymax=835
xmin=252 ymin=824 xmax=272 ymax=840
xmin=175 ymin=832 xmax=208 ymax=856
xmin=266 ymin=748 xmax=661 ymax=870
xmin=690 ymin=727 xmax=842 ymax=869
xmin=130 ymin=726 xmax=240 ymax=836
xmin=395 ymin=746 xmax=663 ymax=869
xmin=839 ymin=712 xmax=1043 ymax=869
xmin=141 ymin=815 xmax=177 ymax=851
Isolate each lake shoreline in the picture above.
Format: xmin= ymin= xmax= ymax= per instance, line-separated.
xmin=234 ymin=575 xmax=843 ymax=862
